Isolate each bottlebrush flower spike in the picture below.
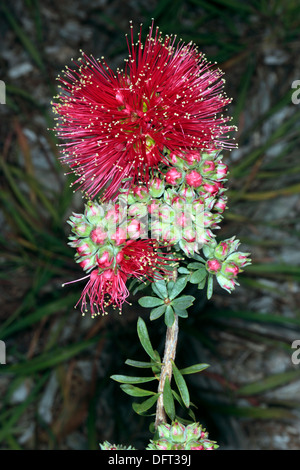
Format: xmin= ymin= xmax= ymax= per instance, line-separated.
xmin=66 ymin=199 xmax=178 ymax=316
xmin=52 ymin=21 xmax=236 ymax=200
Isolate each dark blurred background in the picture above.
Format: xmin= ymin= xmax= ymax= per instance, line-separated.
xmin=0 ymin=0 xmax=300 ymax=450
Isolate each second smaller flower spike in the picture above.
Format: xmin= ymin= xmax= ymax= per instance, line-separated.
xmin=52 ymin=21 xmax=236 ymax=201
xmin=65 ymin=200 xmax=179 ymax=316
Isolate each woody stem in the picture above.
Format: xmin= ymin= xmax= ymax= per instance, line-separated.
xmin=154 ymin=314 xmax=179 ymax=429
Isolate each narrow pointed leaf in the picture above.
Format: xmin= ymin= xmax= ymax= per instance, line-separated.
xmin=207 ymin=273 xmax=214 ymax=299
xmin=110 ymin=375 xmax=157 ymax=384
xmin=163 ymin=376 xmax=175 ymax=421
xmin=171 ymin=361 xmax=190 ymax=408
xmin=138 ymin=296 xmax=164 ymax=308
xmin=125 ymin=359 xmax=161 ymax=369
xmin=137 ymin=317 xmax=157 ymax=361
xmin=120 ymin=384 xmax=156 ymax=397
xmin=179 ymin=364 xmax=210 ymax=375
xmin=132 ymin=394 xmax=160 ymax=414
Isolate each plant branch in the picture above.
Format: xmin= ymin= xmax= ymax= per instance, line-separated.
xmin=154 ymin=314 xmax=179 ymax=429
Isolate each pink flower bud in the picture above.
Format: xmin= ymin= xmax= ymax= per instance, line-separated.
xmin=116 ymin=251 xmax=124 ymax=264
xmin=76 ymin=242 xmax=92 ymax=256
xmin=96 ymin=251 xmax=113 ymax=268
xmin=165 ymin=168 xmax=182 ymax=185
xmin=90 ymin=227 xmax=107 ymax=245
xmin=79 ymin=257 xmax=95 ymax=271
xmin=105 ymin=204 xmax=120 ymax=222
xmin=216 ymin=162 xmax=228 ymax=180
xmin=202 ymin=160 xmax=215 ymax=173
xmin=206 ymin=259 xmax=222 ymax=273
xmin=185 ymin=150 xmax=201 ymax=165
xmin=185 ymin=170 xmax=202 ymax=188
xmin=133 ymin=185 xmax=149 ymax=201
xmin=127 ymin=219 xmax=141 ymax=239
xmin=203 ymin=182 xmax=222 ymax=196
xmin=148 ymin=199 xmax=160 ymax=214
xmin=111 ymin=227 xmax=127 ymax=245
xmin=224 ymin=263 xmax=240 ymax=277
xmin=214 ymin=196 xmax=227 ymax=213
xmin=149 ymin=177 xmax=165 ymax=197
xmin=215 ymin=241 xmax=230 ymax=259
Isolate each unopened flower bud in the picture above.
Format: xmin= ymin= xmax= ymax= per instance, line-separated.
xmin=206 ymin=259 xmax=222 ymax=273
xmin=84 ymin=201 xmax=104 ymax=224
xmin=202 ymin=160 xmax=215 ymax=173
xmin=216 ymin=162 xmax=228 ymax=180
xmin=222 ymin=262 xmax=240 ymax=277
xmin=96 ymin=250 xmax=113 ymax=268
xmin=90 ymin=227 xmax=108 ymax=245
xmin=214 ymin=240 xmax=230 ymax=260
xmin=165 ymin=168 xmax=183 ymax=185
xmin=203 ymin=182 xmax=222 ymax=196
xmin=185 ymin=170 xmax=202 ymax=188
xmin=185 ymin=150 xmax=201 ymax=165
xmin=111 ymin=227 xmax=127 ymax=245
xmin=133 ymin=185 xmax=149 ymax=201
xmin=214 ymin=195 xmax=227 ymax=213
xmin=127 ymin=219 xmax=141 ymax=239
xmin=149 ymin=177 xmax=165 ymax=198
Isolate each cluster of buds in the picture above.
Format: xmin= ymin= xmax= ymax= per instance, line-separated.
xmin=116 ymin=150 xmax=229 ymax=257
xmin=204 ymin=237 xmax=251 ymax=292
xmin=146 ymin=421 xmax=218 ymax=450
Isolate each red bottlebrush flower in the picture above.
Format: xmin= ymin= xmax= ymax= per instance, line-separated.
xmin=119 ymin=239 xmax=172 ymax=281
xmin=67 ymin=239 xmax=175 ymax=316
xmin=52 ymin=21 xmax=235 ymax=200
xmin=78 ymin=269 xmax=129 ymax=317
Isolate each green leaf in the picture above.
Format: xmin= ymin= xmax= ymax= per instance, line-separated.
xmin=171 ymin=361 xmax=190 ymax=408
xmin=178 ymin=267 xmax=190 ymax=274
xmin=137 ymin=317 xmax=157 ymax=362
xmin=190 ymin=253 xmax=206 ymax=263
xmin=168 ymin=276 xmax=188 ymax=300
xmin=179 ymin=364 xmax=210 ymax=375
xmin=165 ymin=305 xmax=175 ymax=327
xmin=172 ymin=309 xmax=188 ymax=318
xmin=190 ymin=268 xmax=207 ymax=284
xmin=120 ymin=384 xmax=156 ymax=397
xmin=171 ymin=295 xmax=195 ymax=310
xmin=187 ymin=262 xmax=204 ymax=270
xmin=152 ymin=279 xmax=168 ymax=299
xmin=150 ymin=304 xmax=167 ymax=321
xmin=132 ymin=394 xmax=160 ymax=415
xmin=110 ymin=375 xmax=157 ymax=384
xmin=198 ymin=277 xmax=207 ymax=290
xmin=163 ymin=376 xmax=176 ymax=421
xmin=207 ymin=273 xmax=214 ymax=300
xmin=125 ymin=359 xmax=161 ymax=368
xmin=138 ymin=296 xmax=164 ymax=308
